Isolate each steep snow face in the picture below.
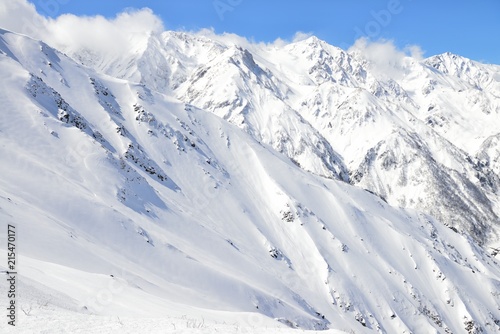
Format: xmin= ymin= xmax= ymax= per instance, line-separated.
xmin=351 ymin=128 xmax=499 ymax=243
xmin=65 ymin=30 xmax=227 ymax=94
xmin=478 ymin=133 xmax=500 ymax=176
xmin=425 ymin=52 xmax=500 ymax=89
xmin=62 ymin=30 xmax=500 ymax=245
xmin=285 ymin=42 xmax=500 ymax=245
xmin=399 ymin=52 xmax=500 ymax=153
xmin=176 ymin=45 xmax=349 ymax=180
xmin=2 ymin=28 xmax=500 ymax=333
xmin=281 ymin=36 xmax=367 ymax=87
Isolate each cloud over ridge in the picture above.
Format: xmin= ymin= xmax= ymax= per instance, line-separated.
xmin=0 ymin=0 xmax=164 ymax=57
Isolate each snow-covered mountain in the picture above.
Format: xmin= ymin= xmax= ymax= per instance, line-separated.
xmin=65 ymin=30 xmax=500 ymax=245
xmin=1 ymin=24 xmax=500 ymax=333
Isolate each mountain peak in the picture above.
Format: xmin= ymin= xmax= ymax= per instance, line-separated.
xmin=290 ymin=35 xmax=344 ymax=53
xmin=427 ymin=51 xmax=472 ymax=65
xmin=424 ymin=51 xmax=499 ymax=89
xmin=300 ymin=35 xmax=323 ymax=45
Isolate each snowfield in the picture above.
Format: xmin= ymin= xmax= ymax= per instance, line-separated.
xmin=0 ymin=276 xmax=348 ymax=334
xmin=1 ymin=4 xmax=500 ymax=333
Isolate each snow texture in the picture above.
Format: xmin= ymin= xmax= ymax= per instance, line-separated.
xmin=1 ymin=26 xmax=500 ymax=333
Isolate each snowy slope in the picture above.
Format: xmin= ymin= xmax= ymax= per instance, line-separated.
xmin=72 ymin=30 xmax=500 ymax=245
xmin=1 ymin=26 xmax=500 ymax=334
xmin=87 ymin=31 xmax=499 ymax=246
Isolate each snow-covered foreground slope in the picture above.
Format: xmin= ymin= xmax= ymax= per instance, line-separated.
xmin=1 ymin=26 xmax=500 ymax=333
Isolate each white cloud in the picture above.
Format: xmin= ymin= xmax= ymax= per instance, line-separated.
xmin=194 ymin=28 xmax=290 ymax=51
xmin=45 ymin=8 xmax=164 ymax=56
xmin=292 ymin=31 xmax=314 ymax=43
xmin=267 ymin=31 xmax=313 ymax=48
xmin=348 ymin=37 xmax=425 ymax=79
xmin=194 ymin=29 xmax=318 ymax=51
xmin=196 ymin=28 xmax=251 ymax=47
xmin=0 ymin=0 xmax=46 ymax=38
xmin=404 ymin=44 xmax=424 ymax=60
xmin=0 ymin=0 xmax=164 ymax=58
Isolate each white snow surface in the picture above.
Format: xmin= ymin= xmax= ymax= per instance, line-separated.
xmin=64 ymin=28 xmax=500 ymax=245
xmin=0 ymin=25 xmax=500 ymax=334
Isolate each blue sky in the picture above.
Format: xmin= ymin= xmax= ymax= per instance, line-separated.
xmin=31 ymin=0 xmax=500 ymax=64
